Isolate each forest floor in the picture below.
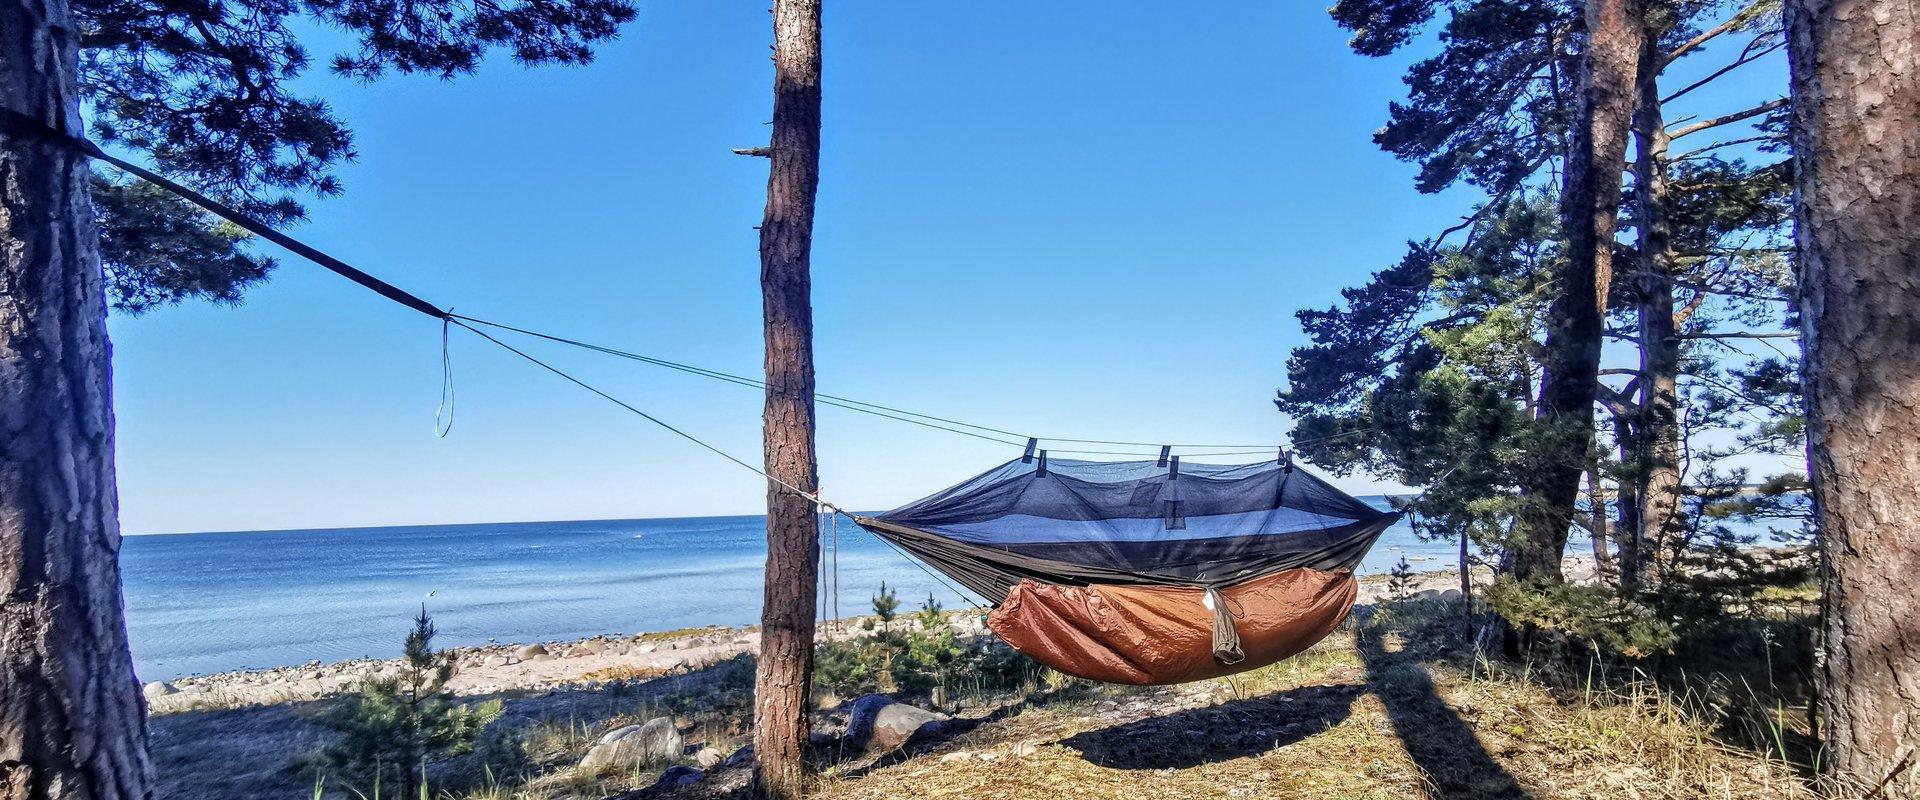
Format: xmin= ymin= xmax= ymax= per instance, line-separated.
xmin=146 ymin=558 xmax=1820 ymax=800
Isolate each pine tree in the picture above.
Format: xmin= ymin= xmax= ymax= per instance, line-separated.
xmin=1783 ymin=0 xmax=1920 ymax=788
xmin=871 ymin=582 xmax=902 ymax=634
xmin=916 ymin=593 xmax=945 ymax=630
xmin=1 ymin=5 xmax=632 ymax=797
xmin=747 ymin=1 xmax=824 ymax=796
xmin=319 ymin=607 xmax=501 ymax=800
xmin=1296 ymin=0 xmax=1800 ymax=611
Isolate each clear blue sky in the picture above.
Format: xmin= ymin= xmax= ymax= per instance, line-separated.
xmin=111 ymin=3 xmax=1530 ymax=533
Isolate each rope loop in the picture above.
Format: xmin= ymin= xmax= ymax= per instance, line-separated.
xmin=436 ymin=311 xmax=456 ymax=438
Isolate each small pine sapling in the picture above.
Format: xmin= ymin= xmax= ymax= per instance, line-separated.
xmin=1387 ymin=556 xmax=1419 ymax=602
xmin=318 ymin=606 xmax=501 ymax=798
xmin=871 ymin=582 xmax=901 ymax=633
xmin=916 ymin=593 xmax=945 ymax=630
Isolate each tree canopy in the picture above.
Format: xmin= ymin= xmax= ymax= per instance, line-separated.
xmin=1288 ymin=0 xmax=1804 ymax=611
xmin=74 ymin=0 xmax=636 ymax=312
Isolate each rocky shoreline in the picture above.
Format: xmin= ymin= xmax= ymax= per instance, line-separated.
xmin=142 ymin=558 xmax=1595 ymax=716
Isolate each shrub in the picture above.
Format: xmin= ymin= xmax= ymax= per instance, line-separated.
xmin=316 ymin=606 xmax=501 ymax=798
xmin=1485 ymin=578 xmax=1678 ymax=659
xmin=814 ymin=605 xmax=1035 ymax=699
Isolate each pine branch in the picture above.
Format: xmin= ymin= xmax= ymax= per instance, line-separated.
xmin=1679 ymin=330 xmax=1800 ymax=340
xmin=1661 ymin=2 xmax=1774 ymax=68
xmin=1668 ymin=98 xmax=1789 ymax=140
xmin=1662 ymin=36 xmax=1784 ymax=104
xmin=1670 ymin=133 xmax=1787 ymax=161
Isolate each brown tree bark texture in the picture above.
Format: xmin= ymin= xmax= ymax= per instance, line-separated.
xmin=1510 ymin=0 xmax=1644 ymax=583
xmin=751 ymin=0 xmax=822 ymax=797
xmin=0 ymin=0 xmax=155 ymax=797
xmin=1784 ymin=0 xmax=1920 ymax=792
xmin=1629 ymin=30 xmax=1682 ymax=593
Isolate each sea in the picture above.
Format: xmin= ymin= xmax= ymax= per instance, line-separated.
xmin=120 ymin=498 xmax=1573 ymax=681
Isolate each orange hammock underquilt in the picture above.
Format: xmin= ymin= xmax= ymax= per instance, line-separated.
xmin=986 ymin=567 xmax=1358 ymax=685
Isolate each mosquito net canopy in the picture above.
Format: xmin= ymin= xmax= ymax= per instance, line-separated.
xmin=854 ymin=455 xmax=1400 ymax=685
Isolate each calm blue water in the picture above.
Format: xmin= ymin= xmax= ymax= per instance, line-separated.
xmin=120 ymin=499 xmax=1500 ymax=680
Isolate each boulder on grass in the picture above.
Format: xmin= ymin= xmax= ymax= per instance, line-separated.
xmin=844 ymin=695 xmax=949 ymax=754
xmin=579 ymin=717 xmax=683 ymax=773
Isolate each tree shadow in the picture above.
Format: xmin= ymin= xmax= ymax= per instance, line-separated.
xmin=1355 ymin=613 xmax=1533 ymax=800
xmin=820 ymin=695 xmax=1036 ymax=778
xmin=1058 ymin=683 xmax=1366 ymax=770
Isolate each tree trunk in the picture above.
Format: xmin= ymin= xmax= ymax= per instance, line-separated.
xmin=1783 ymin=0 xmax=1920 ymax=792
xmin=751 ymin=0 xmax=822 ymax=797
xmin=1628 ymin=31 xmax=1682 ymax=594
xmin=0 ymin=0 xmax=156 ymax=797
xmin=1611 ymin=411 xmax=1646 ymax=584
xmin=1508 ymin=0 xmax=1644 ymax=585
xmin=1583 ymin=468 xmax=1615 ymax=576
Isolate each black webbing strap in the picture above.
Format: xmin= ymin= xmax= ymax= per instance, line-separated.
xmin=0 ymin=107 xmax=448 ymax=320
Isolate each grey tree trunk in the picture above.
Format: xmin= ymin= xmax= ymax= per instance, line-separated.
xmin=0 ymin=0 xmax=155 ymax=797
xmin=751 ymin=0 xmax=823 ymax=797
xmin=1628 ymin=31 xmax=1683 ymax=594
xmin=1783 ymin=0 xmax=1920 ymax=792
xmin=1508 ymin=0 xmax=1644 ymax=586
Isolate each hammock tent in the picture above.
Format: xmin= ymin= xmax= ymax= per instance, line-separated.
xmin=855 ymin=454 xmax=1399 ymax=685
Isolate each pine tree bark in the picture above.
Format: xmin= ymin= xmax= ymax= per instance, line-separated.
xmin=0 ymin=0 xmax=155 ymax=797
xmin=1628 ymin=31 xmax=1682 ymax=593
xmin=1584 ymin=468 xmax=1615 ymax=575
xmin=1508 ymin=0 xmax=1644 ymax=585
xmin=1783 ymin=0 xmax=1920 ymax=792
xmin=1611 ymin=413 xmax=1645 ymax=582
xmin=751 ymin=0 xmax=822 ymax=797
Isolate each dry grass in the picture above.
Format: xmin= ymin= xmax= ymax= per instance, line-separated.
xmin=579 ymin=664 xmax=674 ymax=683
xmin=809 ymin=603 xmax=1816 ymax=800
xmin=151 ymin=603 xmax=1819 ymax=800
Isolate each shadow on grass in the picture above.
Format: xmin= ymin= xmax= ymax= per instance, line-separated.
xmin=1355 ymin=612 xmax=1533 ymax=800
xmin=821 ymin=696 xmax=1037 ymax=779
xmin=1058 ymin=683 xmax=1366 ymax=770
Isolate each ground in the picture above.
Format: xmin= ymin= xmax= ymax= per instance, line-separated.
xmin=800 ymin=607 xmax=1812 ymax=800
xmin=147 ymin=585 xmax=1818 ymax=800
